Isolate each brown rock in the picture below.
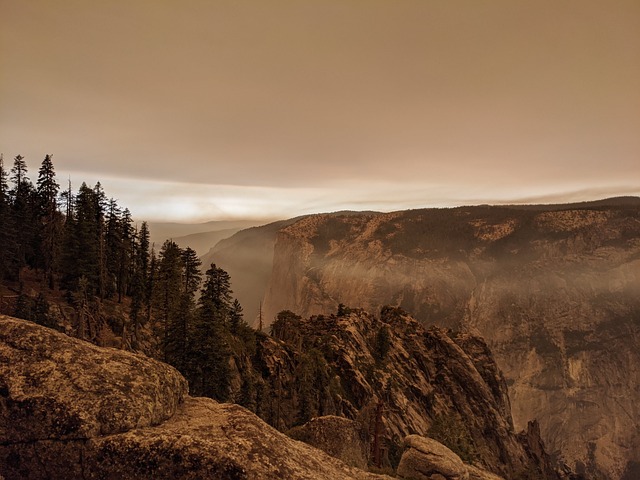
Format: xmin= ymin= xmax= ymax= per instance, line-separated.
xmin=0 ymin=315 xmax=187 ymax=442
xmin=253 ymin=200 xmax=640 ymax=478
xmin=397 ymin=434 xmax=469 ymax=480
xmin=85 ymin=397 xmax=387 ymax=480
xmin=287 ymin=415 xmax=370 ymax=469
xmin=466 ymin=464 xmax=504 ymax=480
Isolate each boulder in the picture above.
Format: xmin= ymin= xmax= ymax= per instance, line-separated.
xmin=0 ymin=315 xmax=187 ymax=442
xmin=397 ymin=434 xmax=469 ymax=480
xmin=287 ymin=415 xmax=369 ymax=469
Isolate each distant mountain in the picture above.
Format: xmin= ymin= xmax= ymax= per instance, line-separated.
xmin=200 ymin=211 xmax=380 ymax=326
xmin=200 ymin=218 xmax=301 ymax=325
xmin=163 ymin=228 xmax=240 ymax=256
xmin=147 ymin=219 xmax=264 ymax=249
xmin=216 ymin=197 xmax=640 ymax=480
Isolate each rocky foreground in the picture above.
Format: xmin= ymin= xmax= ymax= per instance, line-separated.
xmin=0 ymin=315 xmax=388 ymax=479
xmin=1 ymin=313 xmax=567 ymax=479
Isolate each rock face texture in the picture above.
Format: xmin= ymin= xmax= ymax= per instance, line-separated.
xmin=0 ymin=315 xmax=389 ymax=480
xmin=397 ymin=434 xmax=470 ymax=480
xmin=263 ymin=308 xmax=561 ymax=479
xmin=287 ymin=415 xmax=370 ymax=469
xmin=257 ymin=198 xmax=640 ymax=479
xmin=0 ymin=315 xmax=187 ymax=442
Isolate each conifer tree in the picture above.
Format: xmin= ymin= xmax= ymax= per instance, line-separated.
xmin=61 ymin=183 xmax=101 ymax=293
xmin=129 ymin=221 xmax=151 ymax=348
xmin=0 ymin=154 xmax=18 ymax=280
xmin=9 ymin=155 xmax=37 ymax=276
xmin=36 ymin=154 xmax=62 ymax=288
xmin=117 ymin=208 xmax=134 ymax=302
xmin=154 ymin=240 xmax=184 ymax=363
xmin=181 ymin=247 xmax=202 ymax=297
xmin=230 ymin=298 xmax=244 ymax=334
xmin=189 ymin=263 xmax=233 ymax=400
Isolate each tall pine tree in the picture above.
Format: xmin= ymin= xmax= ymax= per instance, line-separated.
xmin=36 ymin=154 xmax=62 ymax=288
xmin=0 ymin=154 xmax=18 ymax=280
xmin=189 ymin=263 xmax=233 ymax=400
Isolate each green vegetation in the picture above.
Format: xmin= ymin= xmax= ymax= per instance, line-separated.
xmin=427 ymin=413 xmax=478 ymax=463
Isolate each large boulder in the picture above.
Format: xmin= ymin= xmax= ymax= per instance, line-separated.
xmin=0 ymin=315 xmax=390 ymax=479
xmin=287 ymin=415 xmax=370 ymax=469
xmin=397 ymin=434 xmax=469 ymax=480
xmin=0 ymin=315 xmax=187 ymax=442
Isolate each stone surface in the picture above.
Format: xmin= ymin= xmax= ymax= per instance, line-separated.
xmin=0 ymin=315 xmax=390 ymax=480
xmin=1 ymin=397 xmax=390 ymax=480
xmin=466 ymin=464 xmax=505 ymax=480
xmin=0 ymin=314 xmax=187 ymax=442
xmin=85 ymin=397 xmax=388 ymax=480
xmin=264 ymin=309 xmax=559 ymax=478
xmin=287 ymin=415 xmax=370 ymax=469
xmin=251 ymin=199 xmax=640 ymax=478
xmin=397 ymin=434 xmax=469 ymax=480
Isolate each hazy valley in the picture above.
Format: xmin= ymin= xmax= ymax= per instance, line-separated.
xmin=1 ymin=154 xmax=638 ymax=480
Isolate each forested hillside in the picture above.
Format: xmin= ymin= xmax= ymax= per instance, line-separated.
xmin=0 ymin=153 xmax=253 ymax=400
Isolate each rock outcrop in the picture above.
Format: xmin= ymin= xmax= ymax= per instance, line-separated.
xmin=255 ymin=198 xmax=640 ymax=478
xmin=396 ymin=435 xmax=508 ymax=480
xmin=397 ymin=435 xmax=470 ymax=480
xmin=0 ymin=314 xmax=187 ymax=442
xmin=287 ymin=415 xmax=370 ymax=469
xmin=0 ymin=315 xmax=390 ymax=480
xmin=262 ymin=308 xmax=561 ymax=479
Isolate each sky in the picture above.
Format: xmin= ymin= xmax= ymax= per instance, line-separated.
xmin=1 ymin=0 xmax=639 ymax=223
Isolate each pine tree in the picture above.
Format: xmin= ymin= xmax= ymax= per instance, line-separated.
xmin=230 ymin=298 xmax=243 ymax=334
xmin=129 ymin=221 xmax=151 ymax=348
xmin=181 ymin=247 xmax=202 ymax=297
xmin=36 ymin=155 xmax=62 ymax=288
xmin=9 ymin=155 xmax=38 ymax=277
xmin=61 ymin=183 xmax=101 ymax=293
xmin=189 ymin=263 xmax=233 ymax=400
xmin=0 ymin=154 xmax=18 ymax=280
xmin=154 ymin=240 xmax=184 ymax=363
xmin=117 ymin=208 xmax=134 ymax=302
xmin=93 ymin=183 xmax=107 ymax=298
xmin=104 ymin=198 xmax=122 ymax=299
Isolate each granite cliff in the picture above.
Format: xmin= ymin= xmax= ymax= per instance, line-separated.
xmin=233 ymin=307 xmax=564 ymax=478
xmin=249 ymin=198 xmax=640 ymax=479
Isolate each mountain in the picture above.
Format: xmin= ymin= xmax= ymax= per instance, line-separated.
xmin=200 ymin=212 xmax=378 ymax=325
xmin=167 ymin=227 xmax=240 ymax=256
xmin=200 ymin=218 xmax=301 ymax=325
xmin=147 ymin=219 xmax=263 ymax=251
xmin=218 ymin=197 xmax=640 ymax=479
xmin=247 ymin=307 xmax=564 ymax=479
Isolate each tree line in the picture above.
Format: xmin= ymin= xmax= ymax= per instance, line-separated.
xmin=0 ymin=153 xmax=252 ymax=400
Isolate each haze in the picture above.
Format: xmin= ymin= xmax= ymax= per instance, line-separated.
xmin=1 ymin=0 xmax=639 ymax=222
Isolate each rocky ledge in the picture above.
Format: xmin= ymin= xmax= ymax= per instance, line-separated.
xmin=0 ymin=314 xmax=388 ymax=480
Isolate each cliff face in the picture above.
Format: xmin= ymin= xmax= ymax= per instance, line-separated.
xmin=260 ymin=199 xmax=640 ymax=479
xmin=201 ymin=218 xmax=300 ymax=326
xmin=255 ymin=308 xmax=562 ymax=479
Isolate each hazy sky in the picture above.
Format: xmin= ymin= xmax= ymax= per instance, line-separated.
xmin=1 ymin=0 xmax=639 ymax=222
